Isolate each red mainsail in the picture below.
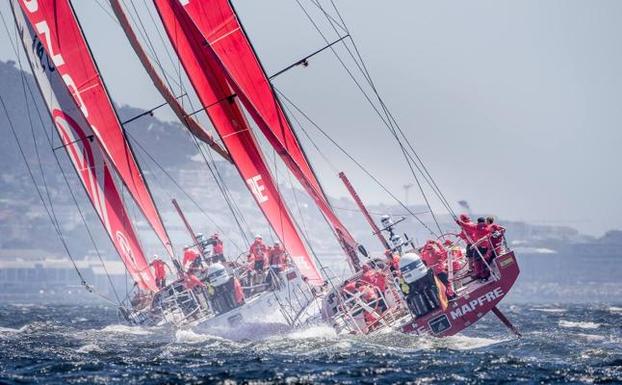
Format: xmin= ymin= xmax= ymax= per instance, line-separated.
xmin=153 ymin=0 xmax=322 ymax=283
xmin=13 ymin=2 xmax=158 ymax=291
xmin=17 ymin=0 xmax=174 ymax=258
xmin=177 ymin=0 xmax=361 ymax=269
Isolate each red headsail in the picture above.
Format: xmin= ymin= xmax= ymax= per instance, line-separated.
xmin=13 ymin=2 xmax=157 ymax=291
xmin=17 ymin=0 xmax=174 ymax=258
xmin=153 ymin=0 xmax=323 ymax=284
xmin=177 ymin=0 xmax=361 ymax=270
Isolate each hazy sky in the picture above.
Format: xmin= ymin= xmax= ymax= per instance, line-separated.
xmin=1 ymin=1 xmax=621 ymax=236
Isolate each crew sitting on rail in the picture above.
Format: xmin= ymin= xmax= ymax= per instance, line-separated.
xmin=398 ymin=252 xmax=444 ymax=317
xmin=182 ymin=246 xmax=202 ymax=274
xmin=150 ymin=255 xmax=172 ymax=289
xmin=266 ymin=241 xmax=288 ymax=290
xmin=420 ymin=240 xmax=455 ymax=299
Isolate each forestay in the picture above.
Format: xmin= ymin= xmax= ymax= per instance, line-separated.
xmin=178 ymin=0 xmax=361 ymax=270
xmin=16 ymin=0 xmax=174 ymax=258
xmin=12 ymin=1 xmax=158 ymax=291
xmin=153 ymin=0 xmax=323 ymax=284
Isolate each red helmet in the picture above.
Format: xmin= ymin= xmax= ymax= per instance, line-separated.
xmin=459 ymin=214 xmax=470 ymax=222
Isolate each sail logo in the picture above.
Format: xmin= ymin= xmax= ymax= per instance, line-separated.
xmin=116 ymin=231 xmax=138 ymax=268
xmin=247 ymin=175 xmax=268 ymax=203
xmin=449 ymin=287 xmax=504 ymax=321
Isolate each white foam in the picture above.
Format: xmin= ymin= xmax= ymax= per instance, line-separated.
xmin=175 ymin=329 xmax=217 ymax=344
xmin=558 ymin=320 xmax=600 ymax=330
xmin=608 ymin=306 xmax=622 ymax=313
xmin=286 ymin=325 xmax=337 ymax=340
xmin=442 ymin=335 xmax=508 ymax=351
xmin=0 ymin=325 xmax=28 ymax=333
xmin=76 ymin=343 xmax=103 ymax=353
xmin=100 ymin=324 xmax=152 ymax=335
xmin=575 ymin=333 xmax=606 ymax=342
xmin=532 ymin=308 xmax=566 ymax=313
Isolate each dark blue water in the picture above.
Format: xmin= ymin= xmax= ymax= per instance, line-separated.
xmin=0 ymin=303 xmax=620 ymax=384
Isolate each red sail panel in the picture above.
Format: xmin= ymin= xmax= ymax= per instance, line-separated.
xmin=17 ymin=0 xmax=174 ymax=258
xmin=13 ymin=2 xmax=158 ymax=291
xmin=178 ymin=1 xmax=361 ymax=270
xmin=153 ymin=0 xmax=322 ymax=284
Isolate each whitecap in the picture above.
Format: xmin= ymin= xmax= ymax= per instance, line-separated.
xmin=99 ymin=324 xmax=152 ymax=335
xmin=608 ymin=306 xmax=622 ymax=313
xmin=532 ymin=308 xmax=566 ymax=313
xmin=575 ymin=333 xmax=606 ymax=342
xmin=76 ymin=343 xmax=104 ymax=353
xmin=558 ymin=320 xmax=600 ymax=329
xmin=441 ymin=335 xmax=509 ymax=351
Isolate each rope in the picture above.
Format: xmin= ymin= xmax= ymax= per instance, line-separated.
xmin=275 ymin=88 xmax=438 ymax=236
xmin=295 ymin=1 xmax=457 ymax=228
xmin=1 ymin=7 xmax=124 ymax=303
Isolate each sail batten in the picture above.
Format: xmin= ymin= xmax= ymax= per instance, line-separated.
xmin=153 ymin=0 xmax=323 ymax=284
xmin=16 ymin=0 xmax=174 ymax=259
xmin=12 ymin=1 xmax=158 ymax=291
xmin=178 ymin=0 xmax=361 ymax=270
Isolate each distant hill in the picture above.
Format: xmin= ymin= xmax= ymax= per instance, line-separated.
xmin=0 ymin=59 xmax=614 ymax=261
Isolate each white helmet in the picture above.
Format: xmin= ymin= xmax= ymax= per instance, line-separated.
xmin=399 ymin=252 xmax=428 ymax=284
xmin=206 ymin=262 xmax=229 ymax=287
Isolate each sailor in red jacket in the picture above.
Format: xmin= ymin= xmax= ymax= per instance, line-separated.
xmin=469 ymin=217 xmax=493 ymax=280
xmin=207 ymin=233 xmax=225 ymax=263
xmin=182 ymin=246 xmax=202 ymax=273
xmin=420 ymin=240 xmax=455 ymax=298
xmin=249 ymin=235 xmax=268 ymax=271
xmin=457 ymin=214 xmax=477 ymax=256
xmin=150 ymin=256 xmax=171 ymax=289
xmin=486 ymin=216 xmax=506 ymax=258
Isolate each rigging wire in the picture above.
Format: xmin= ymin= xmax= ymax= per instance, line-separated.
xmin=293 ymin=0 xmax=457 ymax=235
xmin=295 ymin=0 xmax=445 ymax=236
xmin=275 ymin=88 xmax=439 ymax=236
xmin=306 ymin=0 xmax=458 ymax=219
xmin=123 ymin=130 xmax=243 ymax=251
xmin=1 ymin=7 xmax=123 ymax=304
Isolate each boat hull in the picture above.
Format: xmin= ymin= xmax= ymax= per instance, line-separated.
xmin=400 ymin=251 xmax=520 ymax=336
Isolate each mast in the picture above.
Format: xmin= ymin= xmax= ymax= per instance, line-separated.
xmin=152 ymin=0 xmax=323 ymax=284
xmin=16 ymin=0 xmax=175 ymax=259
xmin=339 ymin=172 xmax=390 ymax=250
xmin=176 ymin=0 xmax=362 ymax=271
xmin=11 ymin=0 xmax=158 ymax=291
xmin=108 ymin=0 xmax=232 ymax=163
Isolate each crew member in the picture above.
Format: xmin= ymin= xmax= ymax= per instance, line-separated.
xmin=265 ymin=241 xmax=286 ymax=290
xmin=420 ymin=240 xmax=454 ymax=299
xmin=150 ymin=255 xmax=171 ymax=289
xmin=182 ymin=246 xmax=202 ymax=274
xmin=248 ymin=235 xmax=268 ymax=285
xmin=470 ymin=217 xmax=493 ymax=280
xmin=356 ymin=281 xmax=382 ymax=331
xmin=207 ymin=233 xmax=225 ymax=264
xmin=399 ymin=252 xmax=443 ymax=317
xmin=486 ymin=216 xmax=506 ymax=259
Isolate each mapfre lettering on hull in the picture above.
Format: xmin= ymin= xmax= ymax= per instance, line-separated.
xmin=450 ymin=287 xmax=504 ymax=320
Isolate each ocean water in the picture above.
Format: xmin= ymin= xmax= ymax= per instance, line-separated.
xmin=0 ymin=303 xmax=620 ymax=384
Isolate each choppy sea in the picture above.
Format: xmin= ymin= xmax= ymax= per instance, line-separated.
xmin=0 ymin=303 xmax=620 ymax=384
